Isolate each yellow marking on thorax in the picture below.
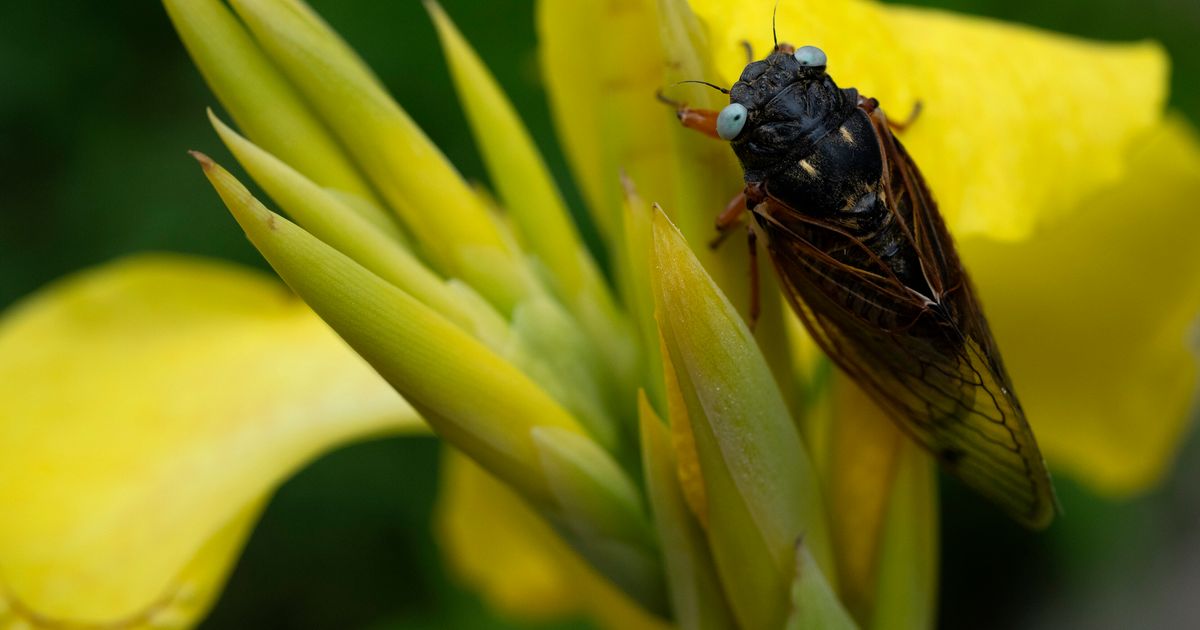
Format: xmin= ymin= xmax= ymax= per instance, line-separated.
xmin=799 ymin=159 xmax=818 ymax=177
xmin=839 ymin=125 xmax=855 ymax=144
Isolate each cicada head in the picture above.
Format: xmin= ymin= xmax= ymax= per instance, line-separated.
xmin=719 ymin=44 xmax=859 ymax=180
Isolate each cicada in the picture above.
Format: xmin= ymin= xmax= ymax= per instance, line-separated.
xmin=665 ymin=42 xmax=1058 ymax=528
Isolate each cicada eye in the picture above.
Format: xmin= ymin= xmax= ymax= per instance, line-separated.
xmin=794 ymin=45 xmax=827 ymax=67
xmin=716 ymin=103 xmax=749 ymax=140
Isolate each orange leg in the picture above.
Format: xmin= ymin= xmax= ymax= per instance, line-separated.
xmin=857 ymin=95 xmax=923 ymax=133
xmin=657 ymin=90 xmax=721 ymax=138
xmin=889 ymin=100 xmax=923 ymax=132
xmin=708 ymin=191 xmax=748 ymax=249
xmin=677 ymin=107 xmax=721 ymax=138
xmin=746 ymin=223 xmax=761 ymax=330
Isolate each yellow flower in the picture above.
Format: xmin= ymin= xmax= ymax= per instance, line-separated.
xmin=1 ymin=1 xmax=1196 ymax=629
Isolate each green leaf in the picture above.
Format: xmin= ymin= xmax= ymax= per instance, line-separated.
xmin=209 ymin=111 xmax=506 ymax=344
xmin=639 ymin=393 xmax=736 ymax=630
xmin=531 ymin=426 xmax=667 ymax=616
xmin=194 ymin=152 xmax=583 ymax=506
xmin=509 ymin=295 xmax=621 ymax=451
xmin=786 ymin=541 xmax=859 ymax=630
xmin=868 ymin=443 xmax=938 ymax=630
xmin=162 ymin=0 xmax=383 ymax=214
xmin=428 ymin=0 xmax=639 ymax=417
xmin=651 ymin=207 xmax=833 ymax=628
xmin=226 ymin=0 xmax=535 ymax=311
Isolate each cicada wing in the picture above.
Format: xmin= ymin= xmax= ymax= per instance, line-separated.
xmin=761 ymin=206 xmax=1057 ymax=529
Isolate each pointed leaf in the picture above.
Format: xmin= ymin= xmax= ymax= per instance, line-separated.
xmin=196 ymin=153 xmax=584 ymax=505
xmin=652 ymin=207 xmax=833 ymax=628
xmin=786 ymin=542 xmax=858 ymax=630
xmin=532 ymin=427 xmax=666 ymax=615
xmin=227 ymin=0 xmax=533 ymax=310
xmin=427 ymin=1 xmax=606 ymax=308
xmin=209 ymin=110 xmax=507 ymax=343
xmin=428 ymin=0 xmax=639 ymax=405
xmin=162 ymin=0 xmax=383 ymax=212
xmin=659 ymin=340 xmax=786 ymax=629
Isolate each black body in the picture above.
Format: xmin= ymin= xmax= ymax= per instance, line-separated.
xmin=717 ymin=46 xmax=1057 ymax=528
xmin=730 ymin=50 xmax=929 ymax=299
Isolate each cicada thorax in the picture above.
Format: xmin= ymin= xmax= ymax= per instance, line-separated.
xmin=767 ymin=116 xmax=929 ymax=282
xmin=727 ymin=52 xmax=935 ymax=309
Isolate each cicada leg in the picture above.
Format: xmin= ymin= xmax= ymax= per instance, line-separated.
xmin=656 ymin=90 xmax=721 ymax=139
xmin=746 ymin=222 xmax=761 ymax=330
xmin=889 ymin=100 xmax=923 ymax=132
xmin=708 ymin=190 xmax=748 ymax=249
xmin=857 ymin=94 xmax=923 ymax=132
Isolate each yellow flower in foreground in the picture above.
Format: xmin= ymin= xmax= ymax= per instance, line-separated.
xmin=1 ymin=0 xmax=1197 ymax=629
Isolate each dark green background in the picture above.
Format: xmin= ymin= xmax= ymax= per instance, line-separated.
xmin=2 ymin=1 xmax=1198 ymax=628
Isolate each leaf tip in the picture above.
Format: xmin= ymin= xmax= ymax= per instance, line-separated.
xmin=189 ymin=149 xmax=214 ymax=171
xmin=422 ymin=0 xmax=446 ymax=20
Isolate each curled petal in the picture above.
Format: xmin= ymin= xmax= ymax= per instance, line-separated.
xmin=961 ymin=115 xmax=1200 ymax=494
xmin=0 ymin=256 xmax=420 ymax=625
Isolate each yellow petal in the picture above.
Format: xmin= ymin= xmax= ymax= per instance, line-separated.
xmin=538 ymin=0 xmax=795 ymax=402
xmin=825 ymin=378 xmax=905 ymax=621
xmin=537 ymin=0 xmax=677 ymax=242
xmin=0 ymin=255 xmax=421 ymax=625
xmin=689 ymin=0 xmax=1167 ymax=240
xmin=435 ymin=449 xmax=672 ymax=630
xmin=961 ymin=114 xmax=1200 ymax=495
xmin=821 ymin=380 xmax=938 ymax=630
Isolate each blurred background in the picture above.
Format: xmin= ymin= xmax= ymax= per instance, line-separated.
xmin=1 ymin=1 xmax=1198 ymax=628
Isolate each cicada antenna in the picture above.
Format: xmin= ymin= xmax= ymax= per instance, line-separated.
xmin=772 ymin=0 xmax=781 ymax=49
xmin=671 ymin=79 xmax=730 ymax=95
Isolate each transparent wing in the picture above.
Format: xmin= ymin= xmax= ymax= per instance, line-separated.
xmin=757 ymin=110 xmax=1058 ymax=527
